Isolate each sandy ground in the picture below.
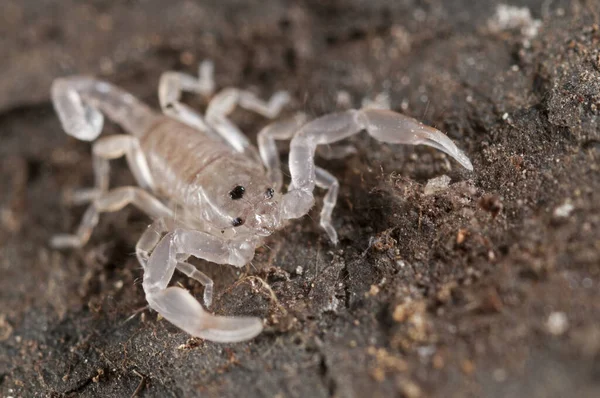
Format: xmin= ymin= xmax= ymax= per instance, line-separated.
xmin=1 ymin=0 xmax=599 ymax=397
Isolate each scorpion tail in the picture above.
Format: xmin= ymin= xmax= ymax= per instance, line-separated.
xmin=51 ymin=77 xmax=159 ymax=141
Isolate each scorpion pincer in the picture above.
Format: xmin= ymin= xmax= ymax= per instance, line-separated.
xmin=50 ymin=60 xmax=473 ymax=342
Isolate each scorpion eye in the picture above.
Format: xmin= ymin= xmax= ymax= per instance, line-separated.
xmin=265 ymin=187 xmax=274 ymax=199
xmin=229 ymin=185 xmax=245 ymax=200
xmin=232 ymin=217 xmax=244 ymax=227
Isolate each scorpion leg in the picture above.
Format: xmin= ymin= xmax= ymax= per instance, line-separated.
xmin=136 ymin=219 xmax=214 ymax=307
xmin=256 ymin=114 xmax=341 ymax=242
xmin=158 ymin=61 xmax=219 ymax=138
xmin=159 ymin=60 xmax=290 ymax=158
xmin=51 ymin=187 xmax=173 ymax=248
xmin=317 ymin=144 xmax=358 ymax=160
xmin=69 ymin=135 xmax=155 ymax=205
xmin=257 ymin=112 xmax=354 ymax=182
xmin=282 ymin=108 xmax=474 ymax=243
xmin=142 ymin=229 xmax=262 ymax=342
xmin=314 ymin=168 xmax=340 ymax=244
xmin=174 ymin=261 xmax=215 ymax=308
xmin=205 ymin=86 xmax=290 ymax=159
xmin=257 ymin=113 xmax=308 ymax=189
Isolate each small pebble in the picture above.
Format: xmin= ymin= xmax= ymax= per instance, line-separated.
xmin=424 ymin=175 xmax=450 ymax=195
xmin=456 ymin=228 xmax=468 ymax=244
xmin=553 ymin=201 xmax=574 ymax=218
xmin=368 ymin=285 xmax=380 ymax=296
xmin=493 ymin=368 xmax=507 ymax=382
xmin=546 ymin=312 xmax=569 ymax=335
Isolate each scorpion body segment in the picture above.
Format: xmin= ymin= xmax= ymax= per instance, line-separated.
xmin=50 ymin=61 xmax=473 ymax=342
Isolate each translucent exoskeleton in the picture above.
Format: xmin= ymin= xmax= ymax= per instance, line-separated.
xmin=50 ymin=60 xmax=473 ymax=343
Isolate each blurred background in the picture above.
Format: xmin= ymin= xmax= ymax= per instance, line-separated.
xmin=1 ymin=1 xmax=599 ymax=397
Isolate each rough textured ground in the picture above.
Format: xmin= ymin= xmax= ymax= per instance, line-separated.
xmin=1 ymin=0 xmax=599 ymax=397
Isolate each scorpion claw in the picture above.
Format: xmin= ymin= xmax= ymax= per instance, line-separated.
xmin=359 ymin=108 xmax=474 ymax=171
xmin=146 ymin=286 xmax=263 ymax=343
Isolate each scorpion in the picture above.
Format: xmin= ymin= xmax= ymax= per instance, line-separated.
xmin=50 ymin=60 xmax=473 ymax=342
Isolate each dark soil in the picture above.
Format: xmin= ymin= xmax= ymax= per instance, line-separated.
xmin=1 ymin=1 xmax=599 ymax=397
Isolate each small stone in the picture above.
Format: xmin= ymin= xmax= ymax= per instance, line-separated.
xmin=436 ymin=282 xmax=457 ymax=303
xmin=179 ymin=51 xmax=195 ymax=66
xmin=295 ymin=266 xmax=303 ymax=275
xmin=393 ymin=303 xmax=408 ymax=322
xmin=424 ymin=175 xmax=451 ymax=195
xmin=0 ymin=314 xmax=14 ymax=341
xmin=432 ymin=353 xmax=445 ymax=369
xmin=493 ymin=368 xmax=507 ymax=382
xmin=462 ymin=359 xmax=475 ymax=375
xmin=336 ymin=90 xmax=352 ymax=107
xmin=456 ymin=228 xmax=468 ymax=244
xmin=369 ymin=285 xmax=380 ymax=296
xmin=547 ymin=312 xmax=569 ymax=335
xmin=398 ymin=379 xmax=422 ymax=398
xmin=92 ymin=368 xmax=104 ymax=383
xmin=371 ymin=367 xmax=385 ymax=382
xmin=553 ymin=201 xmax=574 ymax=218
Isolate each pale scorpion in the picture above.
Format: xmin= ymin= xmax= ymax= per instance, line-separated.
xmin=50 ymin=61 xmax=473 ymax=342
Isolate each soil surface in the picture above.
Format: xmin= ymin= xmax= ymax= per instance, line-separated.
xmin=1 ymin=1 xmax=599 ymax=397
